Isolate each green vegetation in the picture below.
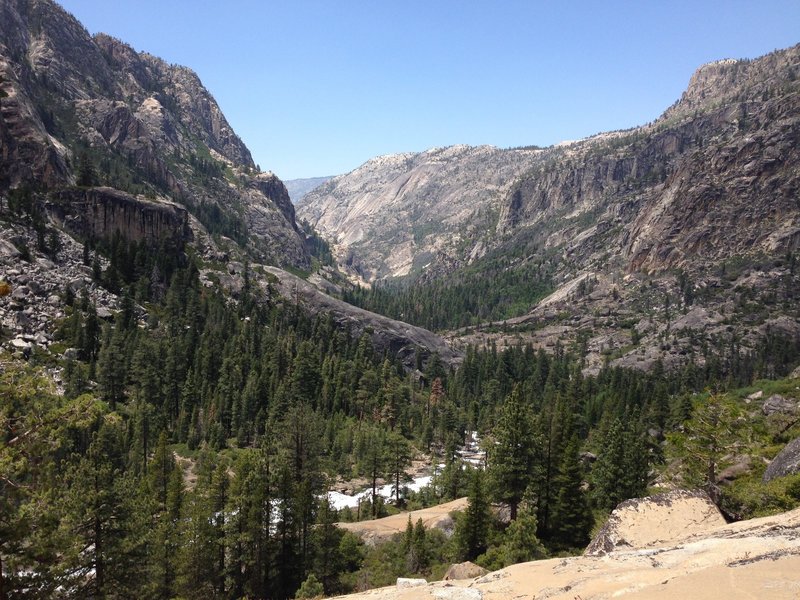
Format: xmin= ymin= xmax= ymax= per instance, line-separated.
xmin=344 ymin=245 xmax=556 ymax=331
xmin=2 ymin=207 xmax=799 ymax=599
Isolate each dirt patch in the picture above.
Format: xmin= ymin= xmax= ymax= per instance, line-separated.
xmin=336 ymin=498 xmax=468 ymax=545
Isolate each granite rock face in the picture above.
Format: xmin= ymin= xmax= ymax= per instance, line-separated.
xmin=262 ymin=266 xmax=462 ymax=372
xmin=0 ymin=0 xmax=309 ymax=270
xmin=298 ymin=145 xmax=541 ymax=282
xmin=47 ymin=186 xmax=192 ymax=246
xmin=301 ymin=44 xmax=800 ymax=376
xmin=300 ymin=45 xmax=800 ymax=283
xmin=584 ymin=489 xmax=726 ymax=556
xmin=763 ymin=436 xmax=800 ymax=482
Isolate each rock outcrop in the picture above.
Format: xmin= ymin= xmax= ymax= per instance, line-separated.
xmin=763 ymin=436 xmax=800 ymax=482
xmin=584 ymin=489 xmax=726 ymax=556
xmin=262 ymin=266 xmax=462 ymax=371
xmin=0 ymin=0 xmax=310 ymax=270
xmin=332 ymin=494 xmax=800 ymax=600
xmin=47 ymin=186 xmax=192 ymax=246
xmin=442 ymin=562 xmax=488 ymax=581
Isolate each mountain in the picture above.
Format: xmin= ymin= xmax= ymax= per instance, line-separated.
xmin=297 ymin=145 xmax=541 ymax=283
xmin=300 ymin=47 xmax=800 ymax=284
xmin=300 ymin=44 xmax=800 ymax=373
xmin=0 ymin=0 xmax=307 ymax=268
xmin=3 ymin=5 xmax=800 ymax=599
xmin=0 ymin=0 xmax=458 ymax=370
xmin=284 ymin=175 xmax=333 ymax=204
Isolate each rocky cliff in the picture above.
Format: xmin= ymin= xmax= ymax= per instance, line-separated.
xmin=298 ymin=145 xmax=541 ymax=282
xmin=0 ymin=0 xmax=309 ymax=269
xmin=0 ymin=0 xmax=465 ymax=377
xmin=300 ymin=44 xmax=800 ymax=374
xmin=46 ymin=186 xmax=192 ymax=246
xmin=301 ymin=46 xmax=800 ymax=284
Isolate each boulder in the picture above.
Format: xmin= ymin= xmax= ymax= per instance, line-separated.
xmin=764 ymin=437 xmax=800 ymax=482
xmin=584 ymin=489 xmax=725 ymax=556
xmin=396 ymin=578 xmax=427 ymax=588
xmin=443 ymin=561 xmax=488 ymax=581
xmin=717 ymin=456 xmax=753 ymax=483
xmin=762 ymin=394 xmax=797 ymax=416
xmin=11 ymin=286 xmax=29 ymax=300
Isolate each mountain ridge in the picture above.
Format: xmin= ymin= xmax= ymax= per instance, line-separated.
xmin=300 ymin=44 xmax=800 ymax=283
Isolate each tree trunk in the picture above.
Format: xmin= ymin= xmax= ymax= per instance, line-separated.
xmin=1 ymin=553 xmax=7 ymax=600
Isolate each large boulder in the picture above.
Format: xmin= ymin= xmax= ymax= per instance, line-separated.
xmin=584 ymin=489 xmax=725 ymax=556
xmin=762 ymin=394 xmax=798 ymax=416
xmin=763 ymin=436 xmax=800 ymax=482
xmin=443 ymin=562 xmax=489 ymax=581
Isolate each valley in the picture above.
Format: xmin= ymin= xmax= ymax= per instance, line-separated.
xmin=1 ymin=2 xmax=799 ymax=599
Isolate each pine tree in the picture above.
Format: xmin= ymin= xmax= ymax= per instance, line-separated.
xmin=498 ymin=507 xmax=547 ymax=566
xmin=311 ymin=497 xmax=346 ymax=594
xmin=590 ymin=418 xmax=628 ymax=511
xmin=549 ymin=435 xmax=593 ymax=550
xmin=96 ymin=323 xmax=127 ymax=410
xmin=489 ymin=385 xmax=536 ymax=520
xmin=56 ymin=422 xmax=149 ymax=598
xmin=455 ymin=469 xmax=491 ymax=561
xmin=384 ymin=431 xmax=413 ymax=506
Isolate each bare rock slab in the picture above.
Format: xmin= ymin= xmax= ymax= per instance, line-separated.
xmin=585 ymin=489 xmax=725 ymax=556
xmin=764 ymin=436 xmax=800 ymax=482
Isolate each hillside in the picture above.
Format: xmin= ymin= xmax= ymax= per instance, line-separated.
xmin=303 ymin=45 xmax=800 ymax=375
xmin=300 ymin=46 xmax=800 ymax=283
xmin=298 ymin=145 xmax=541 ymax=283
xmin=0 ymin=0 xmax=307 ymax=268
xmin=3 ymin=3 xmax=800 ymax=600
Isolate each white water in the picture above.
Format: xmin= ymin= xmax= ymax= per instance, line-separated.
xmin=326 ymin=431 xmax=485 ymax=511
xmin=327 ymin=474 xmax=433 ymax=511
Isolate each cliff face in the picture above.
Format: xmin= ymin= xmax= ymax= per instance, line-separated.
xmin=300 ymin=45 xmax=800 ymax=283
xmin=298 ymin=145 xmax=541 ymax=282
xmin=0 ymin=0 xmax=309 ymax=269
xmin=46 ymin=186 xmax=192 ymax=247
xmin=298 ymin=44 xmax=800 ymax=373
xmin=501 ymin=45 xmax=800 ymax=274
xmin=0 ymin=0 xmax=463 ymax=376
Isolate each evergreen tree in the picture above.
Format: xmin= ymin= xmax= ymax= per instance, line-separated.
xmin=549 ymin=436 xmax=593 ymax=550
xmin=498 ymin=507 xmax=547 ymax=565
xmin=455 ymin=469 xmax=491 ymax=561
xmin=384 ymin=431 xmax=413 ymax=506
xmin=311 ymin=497 xmax=346 ymax=594
xmin=56 ymin=422 xmax=149 ymax=598
xmin=489 ymin=385 xmax=536 ymax=520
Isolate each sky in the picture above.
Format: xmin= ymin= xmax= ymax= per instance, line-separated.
xmin=58 ymin=1 xmax=800 ymax=181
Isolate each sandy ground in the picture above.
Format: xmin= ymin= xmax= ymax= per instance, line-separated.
xmin=336 ymin=498 xmax=468 ymax=544
xmin=332 ymin=492 xmax=800 ymax=599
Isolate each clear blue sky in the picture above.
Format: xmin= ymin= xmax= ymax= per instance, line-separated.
xmin=58 ymin=0 xmax=800 ymax=180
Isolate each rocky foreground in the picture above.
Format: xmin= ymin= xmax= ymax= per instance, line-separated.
xmin=333 ymin=490 xmax=800 ymax=599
